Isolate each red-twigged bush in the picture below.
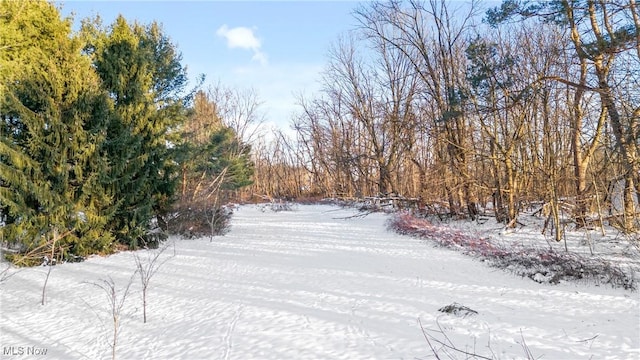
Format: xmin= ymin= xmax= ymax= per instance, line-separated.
xmin=388 ymin=212 xmax=504 ymax=256
xmin=388 ymin=212 xmax=635 ymax=290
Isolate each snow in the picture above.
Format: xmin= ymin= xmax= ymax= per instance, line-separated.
xmin=435 ymin=209 xmax=640 ymax=279
xmin=1 ymin=204 xmax=638 ymax=359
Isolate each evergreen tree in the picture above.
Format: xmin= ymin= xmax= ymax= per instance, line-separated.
xmin=0 ymin=0 xmax=114 ymax=261
xmin=178 ymin=91 xmax=254 ymax=196
xmin=170 ymin=91 xmax=254 ymax=237
xmin=207 ymin=127 xmax=254 ymax=191
xmin=88 ymin=16 xmax=188 ymax=247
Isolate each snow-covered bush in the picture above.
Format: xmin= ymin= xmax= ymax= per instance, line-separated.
xmin=389 ymin=212 xmax=635 ymax=290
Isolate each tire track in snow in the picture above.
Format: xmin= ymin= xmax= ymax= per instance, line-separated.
xmin=1 ymin=205 xmax=638 ymax=359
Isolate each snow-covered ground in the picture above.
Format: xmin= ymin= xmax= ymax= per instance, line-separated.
xmin=1 ymin=205 xmax=638 ymax=359
xmin=435 ymin=207 xmax=640 ymax=277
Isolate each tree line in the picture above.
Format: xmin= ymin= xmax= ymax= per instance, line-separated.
xmin=1 ymin=0 xmax=638 ymax=265
xmin=0 ymin=0 xmax=253 ymax=263
xmin=249 ymin=0 xmax=639 ymax=233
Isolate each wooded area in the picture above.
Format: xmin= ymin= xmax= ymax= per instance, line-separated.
xmin=248 ymin=0 xmax=639 ymax=234
xmin=0 ymin=1 xmax=252 ymax=262
xmin=1 ymin=0 xmax=638 ymax=263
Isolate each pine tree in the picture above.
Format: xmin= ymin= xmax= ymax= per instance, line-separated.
xmin=89 ymin=16 xmax=188 ymax=248
xmin=207 ymin=127 xmax=254 ymax=191
xmin=170 ymin=90 xmax=254 ymax=237
xmin=0 ymin=0 xmax=114 ymax=262
xmin=178 ymin=91 xmax=254 ymax=196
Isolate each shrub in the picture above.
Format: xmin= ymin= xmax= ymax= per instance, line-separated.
xmin=389 ymin=212 xmax=635 ymax=290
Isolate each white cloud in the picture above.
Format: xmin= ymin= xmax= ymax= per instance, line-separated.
xmin=251 ymin=51 xmax=268 ymax=66
xmin=216 ymin=24 xmax=268 ymax=65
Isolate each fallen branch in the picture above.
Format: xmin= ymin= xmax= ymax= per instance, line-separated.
xmin=333 ymin=210 xmax=376 ymax=220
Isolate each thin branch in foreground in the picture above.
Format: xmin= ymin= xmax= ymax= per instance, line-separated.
xmin=419 ymin=317 xmax=493 ymax=360
xmin=0 ymin=262 xmax=18 ymax=284
xmin=133 ymin=242 xmax=174 ymax=323
xmin=89 ymin=273 xmax=136 ymax=360
xmin=332 ymin=210 xmax=376 ymax=220
xmin=576 ymin=334 xmax=599 ymax=343
xmin=419 ymin=318 xmax=443 ymax=360
xmin=517 ymin=329 xmax=538 ymax=359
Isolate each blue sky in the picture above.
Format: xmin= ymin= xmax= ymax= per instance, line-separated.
xmin=57 ymin=1 xmax=365 ymax=132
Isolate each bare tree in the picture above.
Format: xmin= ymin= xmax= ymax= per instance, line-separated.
xmin=133 ymin=242 xmax=174 ymax=323
xmin=489 ymin=0 xmax=640 ymax=231
xmin=207 ymin=83 xmax=266 ymax=146
xmin=252 ymin=0 xmax=637 ymax=240
xmin=355 ymin=0 xmax=481 ymax=215
xmin=90 ymin=274 xmax=136 ymax=360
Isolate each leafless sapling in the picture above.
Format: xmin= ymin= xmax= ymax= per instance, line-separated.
xmin=133 ymin=241 xmax=173 ymax=323
xmin=41 ymin=228 xmax=73 ymax=306
xmin=90 ymin=274 xmax=136 ymax=360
